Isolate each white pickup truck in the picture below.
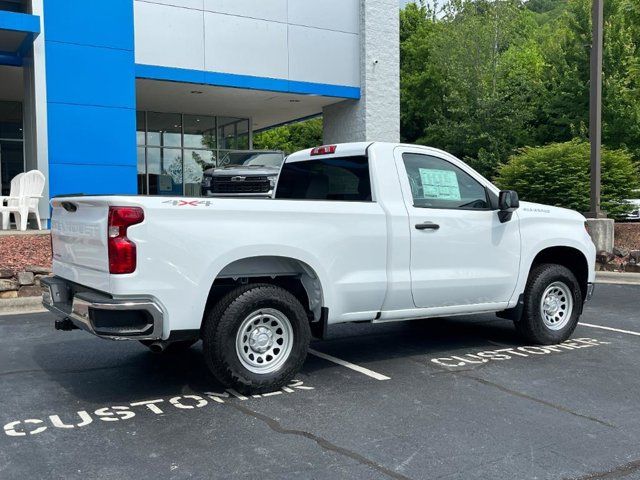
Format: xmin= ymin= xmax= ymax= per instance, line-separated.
xmin=43 ymin=142 xmax=596 ymax=393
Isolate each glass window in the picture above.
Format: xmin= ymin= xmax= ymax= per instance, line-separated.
xmin=0 ymin=101 xmax=22 ymax=140
xmin=0 ymin=141 xmax=24 ymax=196
xmin=147 ymin=147 xmax=183 ymax=195
xmin=184 ymin=149 xmax=215 ymax=196
xmin=218 ymin=117 xmax=249 ymax=150
xmin=137 ymin=147 xmax=146 ymax=194
xmin=147 ymin=112 xmax=181 ymax=148
xmin=136 ymin=111 xmax=251 ymax=195
xmin=236 ymin=119 xmax=249 ymax=150
xmin=402 ymin=153 xmax=489 ymax=210
xmin=276 ymin=156 xmax=371 ymax=201
xmin=183 ymin=115 xmax=215 ymax=149
xmin=136 ymin=111 xmax=145 ymax=146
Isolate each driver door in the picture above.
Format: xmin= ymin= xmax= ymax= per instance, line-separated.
xmin=394 ymin=148 xmax=521 ymax=310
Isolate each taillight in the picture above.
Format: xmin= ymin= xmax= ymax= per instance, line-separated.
xmin=310 ymin=145 xmax=337 ymax=156
xmin=108 ymin=206 xmax=144 ymax=274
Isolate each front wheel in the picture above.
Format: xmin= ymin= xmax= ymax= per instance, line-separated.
xmin=516 ymin=263 xmax=582 ymax=344
xmin=202 ymin=284 xmax=310 ymax=394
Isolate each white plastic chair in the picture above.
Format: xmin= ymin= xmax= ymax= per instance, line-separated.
xmin=0 ymin=170 xmax=45 ymax=231
xmin=0 ymin=172 xmax=24 ymax=229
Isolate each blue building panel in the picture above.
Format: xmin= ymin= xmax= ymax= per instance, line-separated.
xmin=47 ymin=103 xmax=136 ymax=166
xmin=43 ymin=0 xmax=133 ymax=51
xmin=0 ymin=10 xmax=40 ymax=35
xmin=0 ymin=11 xmax=40 ymax=65
xmin=45 ymin=0 xmax=137 ymax=197
xmin=45 ymin=42 xmax=135 ymax=108
xmin=136 ymin=63 xmax=361 ymax=100
xmin=49 ymin=164 xmax=138 ymax=198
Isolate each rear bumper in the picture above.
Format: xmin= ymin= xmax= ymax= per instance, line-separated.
xmin=41 ymin=276 xmax=163 ymax=340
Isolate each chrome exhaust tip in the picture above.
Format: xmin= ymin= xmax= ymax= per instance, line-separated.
xmin=148 ymin=341 xmax=166 ymax=353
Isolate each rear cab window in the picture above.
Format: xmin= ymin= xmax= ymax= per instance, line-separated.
xmin=275 ymin=156 xmax=372 ymax=201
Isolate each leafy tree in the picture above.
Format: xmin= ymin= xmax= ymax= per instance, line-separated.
xmin=399 ymin=0 xmax=640 ymax=182
xmin=253 ymin=117 xmax=323 ymax=154
xmin=401 ymin=0 xmax=545 ymax=177
xmin=537 ymin=0 xmax=640 ymax=162
xmin=494 ymin=140 xmax=640 ymax=218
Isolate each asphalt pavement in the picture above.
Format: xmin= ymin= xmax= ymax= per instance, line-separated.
xmin=1 ymin=284 xmax=639 ymax=480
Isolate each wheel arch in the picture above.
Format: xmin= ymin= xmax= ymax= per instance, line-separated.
xmin=202 ymin=255 xmax=325 ymax=329
xmin=529 ymin=246 xmax=589 ymax=301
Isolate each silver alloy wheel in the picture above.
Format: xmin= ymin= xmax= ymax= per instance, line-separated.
xmin=539 ymin=281 xmax=573 ymax=330
xmin=235 ymin=308 xmax=294 ymax=374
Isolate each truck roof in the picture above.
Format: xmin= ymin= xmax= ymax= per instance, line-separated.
xmin=285 ymin=142 xmax=374 ymax=163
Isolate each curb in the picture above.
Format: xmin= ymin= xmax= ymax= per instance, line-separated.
xmin=595 ymin=271 xmax=640 ymax=286
xmin=0 ymin=296 xmax=46 ymax=316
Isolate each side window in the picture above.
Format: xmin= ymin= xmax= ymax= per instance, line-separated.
xmin=276 ymin=156 xmax=372 ymax=201
xmin=402 ymin=153 xmax=489 ymax=210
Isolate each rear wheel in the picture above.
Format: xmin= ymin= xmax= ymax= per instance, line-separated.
xmin=202 ymin=284 xmax=310 ymax=394
xmin=516 ymin=263 xmax=582 ymax=344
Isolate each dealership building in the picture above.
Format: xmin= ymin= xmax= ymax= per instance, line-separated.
xmin=0 ymin=0 xmax=399 ymax=223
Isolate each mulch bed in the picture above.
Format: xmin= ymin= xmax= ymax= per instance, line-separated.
xmin=0 ymin=234 xmax=52 ymax=275
xmin=615 ymin=223 xmax=640 ymax=251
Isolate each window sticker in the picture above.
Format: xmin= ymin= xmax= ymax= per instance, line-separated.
xmin=418 ymin=168 xmax=461 ymax=201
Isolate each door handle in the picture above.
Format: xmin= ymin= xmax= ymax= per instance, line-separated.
xmin=415 ymin=222 xmax=440 ymax=230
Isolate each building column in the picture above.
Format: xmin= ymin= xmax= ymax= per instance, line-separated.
xmin=23 ymin=0 xmax=49 ymax=223
xmin=43 ymin=0 xmax=137 ymax=199
xmin=323 ymin=0 xmax=399 ymax=144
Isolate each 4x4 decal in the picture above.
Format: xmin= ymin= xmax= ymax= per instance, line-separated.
xmin=162 ymin=200 xmax=214 ymax=207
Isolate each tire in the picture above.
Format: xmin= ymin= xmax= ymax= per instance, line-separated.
xmin=140 ymin=339 xmax=198 ymax=354
xmin=516 ymin=263 xmax=583 ymax=344
xmin=202 ymin=283 xmax=311 ymax=394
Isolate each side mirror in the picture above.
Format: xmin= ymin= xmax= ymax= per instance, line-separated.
xmin=498 ymin=190 xmax=519 ymax=223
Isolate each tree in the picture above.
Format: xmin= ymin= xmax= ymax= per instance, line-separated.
xmin=536 ymin=0 xmax=640 ymax=161
xmin=399 ymin=0 xmax=640 ymax=177
xmin=494 ymin=140 xmax=639 ymax=218
xmin=400 ymin=0 xmax=546 ymax=177
xmin=253 ymin=117 xmax=323 ymax=154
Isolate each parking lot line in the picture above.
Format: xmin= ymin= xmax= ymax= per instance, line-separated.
xmin=308 ymin=348 xmax=391 ymax=381
xmin=581 ymin=322 xmax=640 ymax=337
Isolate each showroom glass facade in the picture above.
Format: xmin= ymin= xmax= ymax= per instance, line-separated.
xmin=136 ymin=111 xmax=250 ymax=195
xmin=0 ymin=101 xmax=24 ymax=196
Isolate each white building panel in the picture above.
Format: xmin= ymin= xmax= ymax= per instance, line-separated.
xmin=288 ymin=0 xmax=359 ymax=34
xmin=288 ymin=25 xmax=359 ymax=87
xmin=203 ymin=0 xmax=287 ymax=23
xmin=204 ymin=12 xmax=288 ymax=80
xmin=134 ymin=1 xmax=205 ymax=71
xmin=140 ymin=0 xmax=204 ymax=10
xmin=134 ymin=0 xmax=362 ymax=89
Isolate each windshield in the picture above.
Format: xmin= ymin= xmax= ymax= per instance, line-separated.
xmin=219 ymin=151 xmax=284 ymax=168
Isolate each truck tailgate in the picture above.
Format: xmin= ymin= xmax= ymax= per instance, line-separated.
xmin=51 ymin=198 xmax=110 ymax=290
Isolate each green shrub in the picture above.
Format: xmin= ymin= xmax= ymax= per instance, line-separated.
xmin=494 ymin=140 xmax=640 ymax=218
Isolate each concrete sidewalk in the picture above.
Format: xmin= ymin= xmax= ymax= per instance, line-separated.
xmin=0 ymin=296 xmax=44 ymax=315
xmin=596 ymin=271 xmax=640 ymax=285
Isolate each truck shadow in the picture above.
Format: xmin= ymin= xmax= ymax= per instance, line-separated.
xmin=305 ymin=314 xmax=523 ymax=373
xmin=31 ymin=339 xmax=219 ymax=404
xmin=31 ymin=314 xmax=522 ymax=404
